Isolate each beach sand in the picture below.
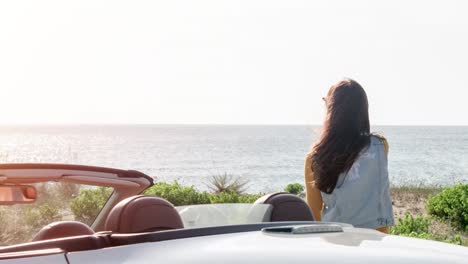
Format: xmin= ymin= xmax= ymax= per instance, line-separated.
xmin=390 ymin=187 xmax=438 ymax=218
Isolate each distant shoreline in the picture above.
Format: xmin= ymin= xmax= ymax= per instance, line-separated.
xmin=1 ymin=124 xmax=468 ymax=127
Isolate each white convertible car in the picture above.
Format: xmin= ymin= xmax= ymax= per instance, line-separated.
xmin=0 ymin=164 xmax=466 ymax=263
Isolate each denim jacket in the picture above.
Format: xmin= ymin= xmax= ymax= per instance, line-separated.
xmin=320 ymin=136 xmax=394 ymax=229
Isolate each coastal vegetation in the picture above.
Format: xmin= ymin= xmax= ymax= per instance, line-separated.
xmin=143 ymin=181 xmax=261 ymax=205
xmin=1 ymin=182 xmax=83 ymax=246
xmin=70 ymin=187 xmax=113 ymax=225
xmin=426 ymin=184 xmax=468 ymax=231
xmin=284 ymin=183 xmax=305 ymax=195
xmin=144 ymin=181 xmax=468 ymax=246
xmin=1 ymin=181 xmax=466 ymax=247
xmin=143 ymin=180 xmax=467 ymax=246
xmin=391 ymin=185 xmax=467 ymax=246
xmin=205 ymin=173 xmax=250 ymax=194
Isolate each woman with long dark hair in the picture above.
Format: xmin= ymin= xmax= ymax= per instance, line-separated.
xmin=305 ymin=79 xmax=393 ymax=233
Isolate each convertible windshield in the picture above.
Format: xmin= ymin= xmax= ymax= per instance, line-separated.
xmin=0 ymin=182 xmax=112 ymax=246
xmin=176 ymin=203 xmax=272 ymax=228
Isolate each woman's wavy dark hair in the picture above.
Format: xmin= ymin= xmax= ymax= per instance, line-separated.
xmin=311 ymin=79 xmax=371 ymax=194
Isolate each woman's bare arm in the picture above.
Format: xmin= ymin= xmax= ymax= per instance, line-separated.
xmin=304 ymin=155 xmax=323 ymax=221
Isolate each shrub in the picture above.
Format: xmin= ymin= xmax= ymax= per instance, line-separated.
xmin=0 ymin=208 xmax=5 ymax=226
xmin=427 ymin=184 xmax=468 ymax=231
xmin=70 ymin=187 xmax=112 ymax=225
xmin=284 ymin=183 xmax=304 ymax=195
xmin=24 ymin=203 xmax=60 ymax=227
xmin=444 ymin=235 xmax=463 ymax=245
xmin=391 ymin=212 xmax=430 ymax=235
xmin=39 ymin=203 xmax=60 ymax=223
xmin=53 ymin=183 xmax=81 ymax=203
xmin=396 ymin=231 xmax=464 ymax=246
xmin=206 ymin=173 xmax=249 ymax=194
xmin=144 ymin=181 xmax=211 ymax=206
xmin=391 ymin=212 xmax=464 ymax=246
xmin=208 ymin=191 xmax=262 ymax=204
xmin=24 ymin=208 xmax=41 ymax=228
xmin=144 ymin=181 xmax=262 ymax=205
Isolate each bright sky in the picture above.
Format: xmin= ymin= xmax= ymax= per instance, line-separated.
xmin=1 ymin=0 xmax=467 ymax=125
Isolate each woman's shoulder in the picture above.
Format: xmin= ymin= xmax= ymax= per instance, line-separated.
xmin=370 ymin=134 xmax=389 ymax=154
xmin=305 ymin=152 xmax=314 ymax=168
xmin=304 ymin=152 xmax=315 ymax=181
xmin=371 ymin=134 xmax=388 ymax=143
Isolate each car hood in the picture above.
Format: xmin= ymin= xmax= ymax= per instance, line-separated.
xmin=68 ymin=227 xmax=468 ymax=264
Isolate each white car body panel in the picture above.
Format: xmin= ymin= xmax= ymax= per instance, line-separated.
xmin=0 ymin=253 xmax=67 ymax=264
xmin=67 ymin=228 xmax=468 ymax=264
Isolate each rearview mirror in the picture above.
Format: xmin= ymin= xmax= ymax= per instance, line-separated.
xmin=0 ymin=185 xmax=37 ymax=205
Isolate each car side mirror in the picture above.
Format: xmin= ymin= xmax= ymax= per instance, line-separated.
xmin=0 ymin=185 xmax=37 ymax=205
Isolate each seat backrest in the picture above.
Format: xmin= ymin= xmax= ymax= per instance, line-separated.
xmin=254 ymin=192 xmax=314 ymax=221
xmin=32 ymin=221 xmax=95 ymax=241
xmin=105 ymin=195 xmax=184 ymax=233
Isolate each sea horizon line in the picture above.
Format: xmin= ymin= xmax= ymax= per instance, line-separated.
xmin=1 ymin=123 xmax=468 ymax=127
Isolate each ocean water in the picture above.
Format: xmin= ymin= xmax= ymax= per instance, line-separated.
xmin=0 ymin=125 xmax=467 ymax=193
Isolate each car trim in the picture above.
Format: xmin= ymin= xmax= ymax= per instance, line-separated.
xmin=0 ymin=222 xmax=329 ymax=255
xmin=0 ymin=163 xmax=153 ymax=182
xmin=0 ymin=248 xmax=65 ymax=260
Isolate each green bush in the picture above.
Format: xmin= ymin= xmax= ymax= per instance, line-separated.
xmin=208 ymin=191 xmax=262 ymax=204
xmin=398 ymin=231 xmax=436 ymax=240
xmin=24 ymin=203 xmax=60 ymax=227
xmin=144 ymin=181 xmax=211 ymax=206
xmin=24 ymin=208 xmax=41 ymax=228
xmin=144 ymin=181 xmax=262 ymax=205
xmin=391 ymin=212 xmax=464 ymax=246
xmin=284 ymin=183 xmax=304 ymax=195
xmin=70 ymin=187 xmax=112 ymax=225
xmin=395 ymin=231 xmax=464 ymax=246
xmin=391 ymin=212 xmax=431 ymax=235
xmin=444 ymin=235 xmax=464 ymax=245
xmin=427 ymin=184 xmax=468 ymax=231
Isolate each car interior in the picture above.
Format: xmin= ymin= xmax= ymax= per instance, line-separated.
xmin=0 ymin=164 xmax=316 ymax=260
xmin=0 ymin=192 xmax=315 ymax=257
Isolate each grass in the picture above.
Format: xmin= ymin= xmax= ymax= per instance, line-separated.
xmin=390 ymin=186 xmax=468 ymax=246
xmin=1 ymin=182 xmax=466 ymax=247
xmin=391 ymin=186 xmax=441 ymax=200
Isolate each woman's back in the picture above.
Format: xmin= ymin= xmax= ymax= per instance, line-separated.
xmin=305 ymin=79 xmax=394 ymax=231
xmin=320 ymin=136 xmax=394 ymax=229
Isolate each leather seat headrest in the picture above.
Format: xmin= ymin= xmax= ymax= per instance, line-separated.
xmin=33 ymin=221 xmax=94 ymax=241
xmin=255 ymin=192 xmax=314 ymax=221
xmin=105 ymin=195 xmax=183 ymax=233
